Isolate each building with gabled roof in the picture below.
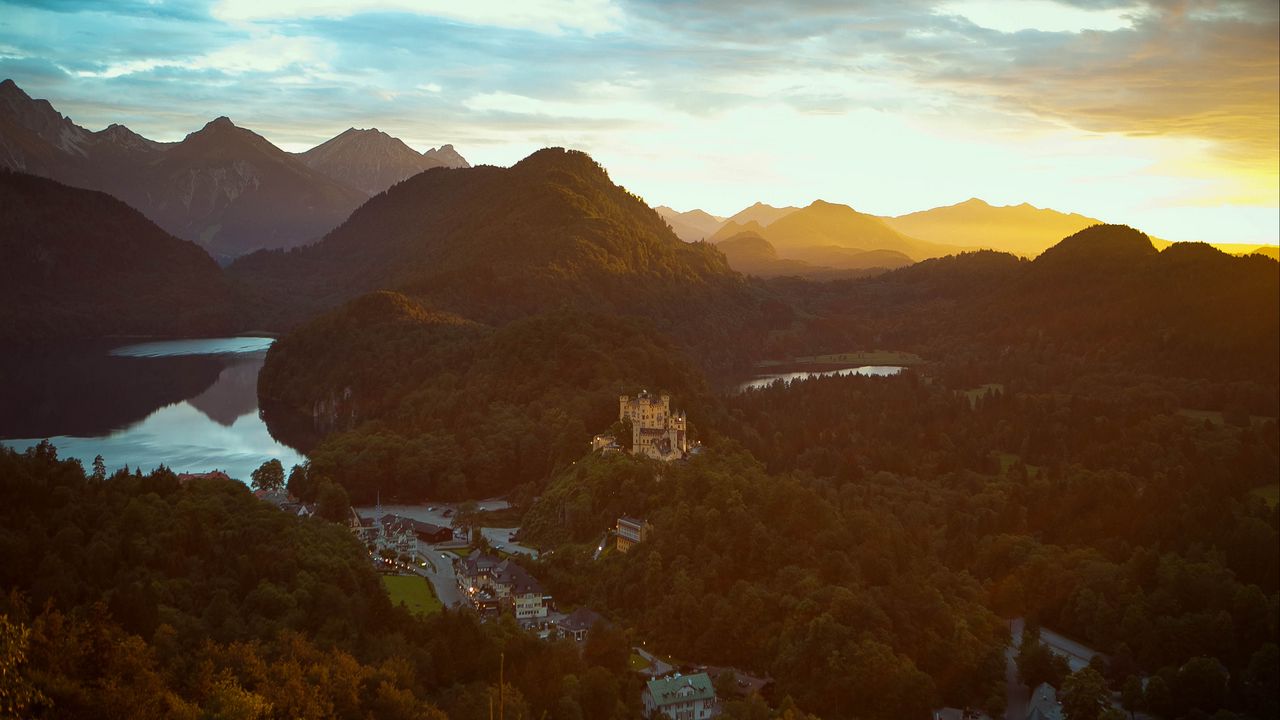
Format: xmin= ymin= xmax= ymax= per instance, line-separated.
xmin=457 ymin=553 xmax=551 ymax=620
xmin=557 ymin=607 xmax=604 ymax=642
xmin=643 ymin=673 xmax=718 ymax=720
xmin=1026 ymin=683 xmax=1063 ymax=720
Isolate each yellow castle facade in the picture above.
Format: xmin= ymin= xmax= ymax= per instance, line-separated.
xmin=618 ymin=390 xmax=688 ymax=461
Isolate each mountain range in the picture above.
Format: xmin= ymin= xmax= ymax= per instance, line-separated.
xmin=0 ymin=79 xmax=467 ymax=260
xmin=662 ymin=196 xmax=1277 ymax=278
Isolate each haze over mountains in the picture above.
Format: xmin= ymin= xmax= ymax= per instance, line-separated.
xmin=0 ymin=80 xmax=467 ymax=260
xmin=663 ymin=197 xmax=1277 ymax=280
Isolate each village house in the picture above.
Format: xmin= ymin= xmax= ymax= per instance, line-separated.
xmin=556 ymin=607 xmax=604 ymax=642
xmin=350 ymin=497 xmax=425 ymax=564
xmin=1026 ymin=683 xmax=1063 ymax=720
xmin=616 ymin=516 xmax=653 ymax=553
xmin=457 ymin=552 xmax=551 ymax=620
xmin=643 ymin=673 xmax=718 ymax=720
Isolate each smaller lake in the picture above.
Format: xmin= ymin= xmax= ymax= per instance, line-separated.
xmin=737 ymin=365 xmax=904 ymax=393
xmin=0 ymin=337 xmax=304 ymax=483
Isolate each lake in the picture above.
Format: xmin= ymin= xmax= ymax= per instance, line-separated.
xmin=0 ymin=337 xmax=304 ymax=482
xmin=737 ymin=365 xmax=904 ymax=393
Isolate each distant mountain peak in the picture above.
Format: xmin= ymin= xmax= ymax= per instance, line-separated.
xmin=0 ymin=80 xmax=90 ymax=157
xmin=298 ymin=125 xmax=468 ymax=195
xmin=96 ymin=122 xmax=162 ymax=152
xmin=423 ymin=143 xmax=470 ymax=168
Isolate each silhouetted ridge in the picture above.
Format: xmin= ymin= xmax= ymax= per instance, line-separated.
xmin=1034 ymin=224 xmax=1156 ymax=269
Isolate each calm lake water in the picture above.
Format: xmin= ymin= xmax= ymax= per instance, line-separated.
xmin=737 ymin=365 xmax=904 ymax=393
xmin=0 ymin=337 xmax=304 ymax=482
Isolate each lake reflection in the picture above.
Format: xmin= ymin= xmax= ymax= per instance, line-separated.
xmin=737 ymin=365 xmax=903 ymax=393
xmin=0 ymin=337 xmax=304 ymax=482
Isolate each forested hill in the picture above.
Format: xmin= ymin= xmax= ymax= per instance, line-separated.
xmin=229 ymin=147 xmax=771 ymax=370
xmin=0 ymin=170 xmax=232 ymax=342
xmin=258 ymin=291 xmax=713 ymax=501
xmin=769 ymin=225 xmax=1280 ymax=386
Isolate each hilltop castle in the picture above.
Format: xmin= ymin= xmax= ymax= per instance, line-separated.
xmin=594 ymin=390 xmax=688 ymax=461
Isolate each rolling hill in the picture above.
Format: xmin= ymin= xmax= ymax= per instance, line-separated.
xmin=716 ymin=231 xmax=910 ymax=279
xmin=711 ymin=200 xmax=965 ymax=265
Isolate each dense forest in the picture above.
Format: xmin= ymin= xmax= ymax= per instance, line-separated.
xmin=0 ymin=170 xmax=233 ymax=342
xmin=0 ymin=443 xmax=668 ymax=720
xmin=519 ymin=371 xmax=1279 ymax=719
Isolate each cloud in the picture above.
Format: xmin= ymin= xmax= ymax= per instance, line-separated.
xmin=927 ymin=1 xmax=1278 ymax=190
xmin=936 ymin=0 xmax=1142 ymax=33
xmin=210 ymin=0 xmax=623 ymax=35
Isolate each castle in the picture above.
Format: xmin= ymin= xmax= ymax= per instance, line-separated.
xmin=594 ymin=390 xmax=688 ymax=461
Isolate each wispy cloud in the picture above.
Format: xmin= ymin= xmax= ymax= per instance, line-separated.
xmin=210 ymin=0 xmax=623 ymax=34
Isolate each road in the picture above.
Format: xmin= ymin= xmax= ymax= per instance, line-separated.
xmin=634 ymin=646 xmax=673 ymax=677
xmin=1006 ymin=618 xmax=1123 ymax=720
xmin=416 ymin=547 xmax=464 ymax=608
xmin=1004 ymin=625 xmax=1029 ymax=720
xmin=1037 ymin=625 xmax=1106 ymax=673
xmin=480 ymin=526 xmax=539 ymax=559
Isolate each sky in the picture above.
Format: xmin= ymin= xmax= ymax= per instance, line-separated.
xmin=1 ymin=0 xmax=1276 ymax=245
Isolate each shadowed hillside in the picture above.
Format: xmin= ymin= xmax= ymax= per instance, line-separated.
xmin=0 ymin=170 xmax=232 ymax=342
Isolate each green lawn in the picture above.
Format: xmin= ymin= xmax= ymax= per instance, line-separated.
xmin=629 ymin=653 xmax=651 ymax=672
xmin=1249 ymin=484 xmax=1280 ymax=510
xmin=382 ymin=575 xmax=443 ymax=616
xmin=449 ymin=547 xmax=473 ymax=558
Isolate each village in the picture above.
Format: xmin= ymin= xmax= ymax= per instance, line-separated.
xmin=249 ymin=390 xmax=1124 ymax=720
